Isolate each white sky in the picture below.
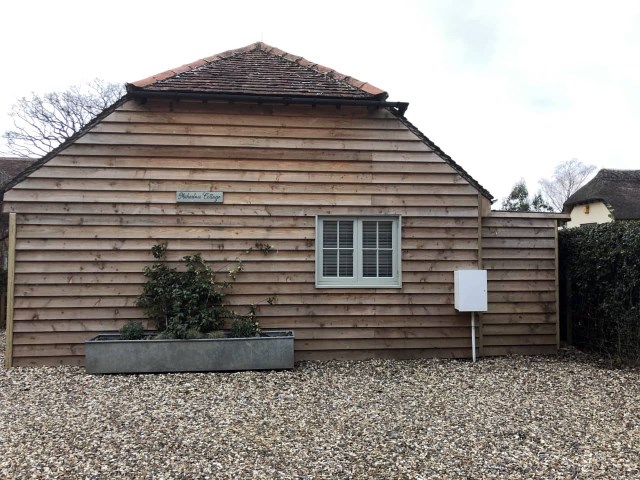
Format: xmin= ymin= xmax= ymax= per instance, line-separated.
xmin=1 ymin=0 xmax=639 ymax=203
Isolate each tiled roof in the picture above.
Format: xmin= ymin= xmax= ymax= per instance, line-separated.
xmin=564 ymin=169 xmax=640 ymax=220
xmin=2 ymin=44 xmax=494 ymax=203
xmin=0 ymin=157 xmax=35 ymax=189
xmin=128 ymin=42 xmax=387 ymax=99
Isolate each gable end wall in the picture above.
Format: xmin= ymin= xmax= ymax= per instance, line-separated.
xmin=2 ymin=100 xmax=558 ymax=366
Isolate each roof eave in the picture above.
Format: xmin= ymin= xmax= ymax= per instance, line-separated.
xmin=127 ymin=88 xmax=407 ymax=114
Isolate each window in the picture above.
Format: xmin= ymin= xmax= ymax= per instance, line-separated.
xmin=316 ymin=217 xmax=401 ymax=287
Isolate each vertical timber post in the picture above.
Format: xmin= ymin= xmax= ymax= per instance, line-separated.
xmin=476 ymin=194 xmax=485 ymax=357
xmin=554 ymin=219 xmax=561 ymax=349
xmin=5 ymin=212 xmax=16 ymax=368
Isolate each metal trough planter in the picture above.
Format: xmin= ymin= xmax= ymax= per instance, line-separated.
xmin=85 ymin=330 xmax=294 ymax=374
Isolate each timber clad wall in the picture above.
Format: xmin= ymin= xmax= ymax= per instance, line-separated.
xmin=481 ymin=215 xmax=559 ymax=355
xmin=3 ymin=100 xmax=560 ymax=366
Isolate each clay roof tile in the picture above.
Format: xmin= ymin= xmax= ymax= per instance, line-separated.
xmin=128 ymin=42 xmax=386 ymax=99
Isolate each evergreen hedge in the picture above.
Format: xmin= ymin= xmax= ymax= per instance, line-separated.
xmin=559 ymin=221 xmax=640 ymax=363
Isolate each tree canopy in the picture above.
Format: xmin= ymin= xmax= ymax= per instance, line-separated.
xmin=539 ymin=159 xmax=596 ymax=211
xmin=501 ymin=179 xmax=553 ymax=212
xmin=2 ymin=79 xmax=124 ymax=158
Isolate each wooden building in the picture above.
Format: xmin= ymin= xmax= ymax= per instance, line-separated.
xmin=1 ymin=43 xmax=568 ymax=367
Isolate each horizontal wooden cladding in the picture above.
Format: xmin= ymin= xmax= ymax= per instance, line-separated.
xmin=13 ymin=356 xmax=84 ymax=367
xmin=6 ymin=100 xmax=559 ymax=365
xmin=295 ymin=338 xmax=474 ymax=350
xmin=482 ymin=334 xmax=556 ymax=346
xmin=480 ymin=215 xmax=558 ymax=355
xmin=94 ymin=121 xmax=417 ymax=141
xmin=12 ymin=288 xmax=553 ymax=309
xmin=482 ymin=227 xmax=555 ymax=239
xmin=295 ymin=348 xmax=473 ymax=361
xmin=62 ymin=145 xmax=440 ymax=163
xmin=12 ymin=315 xmax=473 ymax=332
xmin=13 ymin=269 xmax=472 ymax=286
xmin=45 ymin=156 xmax=454 ymax=173
xmin=5 ymin=190 xmax=479 ymax=207
xmin=13 ymin=307 xmax=143 ymax=321
xmin=482 ymin=248 xmax=556 ymax=260
xmin=13 ymin=343 xmax=86 ymax=357
xmin=14 ymin=247 xmax=476 ymax=264
xmin=12 ymin=275 xmax=554 ymax=294
xmin=482 ymin=217 xmax=556 ymax=228
xmin=30 ymin=166 xmax=465 ymax=183
xmin=74 ymin=132 xmax=431 ymax=153
xmin=13 ymin=178 xmax=479 ymax=196
xmin=13 ymin=258 xmax=480 ymax=273
xmin=11 ymin=291 xmax=554 ymax=317
xmin=5 ymin=203 xmax=480 ymax=218
xmin=14 ymin=216 xmax=479 ymax=230
xmin=11 ymin=301 xmax=553 ymax=319
xmin=482 ymin=238 xmax=555 ymax=249
xmin=483 ymin=259 xmax=555 ymax=270
xmin=481 ymin=313 xmax=554 ymax=324
xmin=483 ymin=324 xmax=556 ymax=335
xmin=14 ymin=236 xmax=473 ymax=252
xmin=15 ymin=225 xmax=478 ymax=240
xmin=13 ymin=283 xmax=459 ymax=306
xmin=13 ymin=298 xmax=460 ymax=321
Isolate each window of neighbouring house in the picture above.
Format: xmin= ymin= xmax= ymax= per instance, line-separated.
xmin=316 ymin=217 xmax=401 ymax=287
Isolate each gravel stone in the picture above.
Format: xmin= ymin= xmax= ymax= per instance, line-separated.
xmin=0 ymin=330 xmax=638 ymax=479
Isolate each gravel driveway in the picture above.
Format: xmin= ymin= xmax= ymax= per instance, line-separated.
xmin=0 ymin=331 xmax=638 ymax=479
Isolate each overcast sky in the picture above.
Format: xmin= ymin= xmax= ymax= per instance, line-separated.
xmin=1 ymin=0 xmax=639 ymax=203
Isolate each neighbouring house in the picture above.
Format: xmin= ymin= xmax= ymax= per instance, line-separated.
xmin=1 ymin=42 xmax=568 ymax=367
xmin=564 ymin=169 xmax=640 ymax=227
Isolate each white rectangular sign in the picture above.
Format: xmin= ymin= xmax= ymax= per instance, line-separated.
xmin=176 ymin=191 xmax=224 ymax=203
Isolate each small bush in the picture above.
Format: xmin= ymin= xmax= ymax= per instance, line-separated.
xmin=119 ymin=321 xmax=145 ymax=340
xmin=136 ymin=247 xmax=231 ymax=339
xmin=230 ymin=306 xmax=261 ymax=338
xmin=137 ymin=245 xmax=274 ymax=341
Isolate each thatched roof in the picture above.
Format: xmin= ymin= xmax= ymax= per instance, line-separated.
xmin=563 ymin=169 xmax=640 ymax=220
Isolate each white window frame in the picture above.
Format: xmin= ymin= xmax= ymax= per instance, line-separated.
xmin=315 ymin=216 xmax=402 ymax=288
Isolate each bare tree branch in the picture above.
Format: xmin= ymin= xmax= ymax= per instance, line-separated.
xmin=2 ymin=79 xmax=125 ymax=158
xmin=539 ymin=159 xmax=597 ymax=211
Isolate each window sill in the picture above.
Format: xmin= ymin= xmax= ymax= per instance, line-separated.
xmin=315 ymin=282 xmax=402 ymax=289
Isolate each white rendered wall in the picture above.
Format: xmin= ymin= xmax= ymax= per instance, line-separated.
xmin=567 ymin=201 xmax=613 ymax=228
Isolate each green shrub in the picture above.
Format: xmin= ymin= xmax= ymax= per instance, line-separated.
xmin=230 ymin=305 xmax=261 ymax=338
xmin=560 ymin=221 xmax=640 ymax=363
xmin=119 ymin=321 xmax=145 ymax=340
xmin=136 ymin=246 xmax=231 ymax=339
xmin=137 ymin=245 xmax=274 ymax=340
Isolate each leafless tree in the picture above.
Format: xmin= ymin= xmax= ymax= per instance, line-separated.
xmin=2 ymin=79 xmax=125 ymax=158
xmin=539 ymin=159 xmax=597 ymax=211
